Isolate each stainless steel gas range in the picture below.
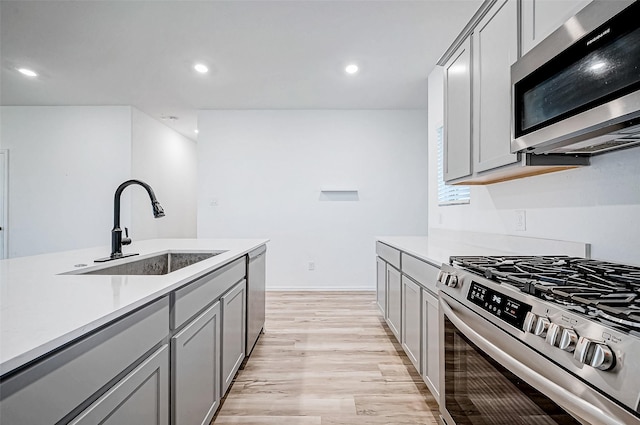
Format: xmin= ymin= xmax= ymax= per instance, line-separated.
xmin=437 ymin=256 xmax=640 ymax=425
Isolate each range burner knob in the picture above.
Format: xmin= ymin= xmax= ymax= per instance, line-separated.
xmin=545 ymin=323 xmax=562 ymax=347
xmin=591 ymin=344 xmax=615 ymax=371
xmin=558 ymin=328 xmax=578 ymax=352
xmin=437 ymin=271 xmax=446 ymax=284
xmin=522 ymin=312 xmax=537 ymax=333
xmin=574 ymin=337 xmax=615 ymax=371
xmin=446 ymin=274 xmax=459 ymax=288
xmin=533 ymin=317 xmax=550 ymax=337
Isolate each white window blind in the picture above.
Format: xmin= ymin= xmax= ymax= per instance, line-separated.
xmin=437 ymin=126 xmax=470 ymax=205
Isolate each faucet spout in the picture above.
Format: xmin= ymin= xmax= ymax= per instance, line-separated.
xmin=96 ymin=179 xmax=165 ymax=262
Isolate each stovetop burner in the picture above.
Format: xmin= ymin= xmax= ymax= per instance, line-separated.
xmin=450 ymin=255 xmax=640 ymax=331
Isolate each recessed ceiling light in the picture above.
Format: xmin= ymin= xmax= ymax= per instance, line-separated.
xmin=194 ymin=63 xmax=209 ymax=74
xmin=345 ymin=64 xmax=359 ymax=75
xmin=17 ymin=68 xmax=38 ymax=77
xmin=194 ymin=129 xmax=199 ymax=134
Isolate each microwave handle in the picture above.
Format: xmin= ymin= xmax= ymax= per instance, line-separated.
xmin=440 ymin=298 xmax=625 ymax=425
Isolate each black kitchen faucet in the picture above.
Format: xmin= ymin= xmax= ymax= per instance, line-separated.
xmin=95 ymin=179 xmax=165 ymax=262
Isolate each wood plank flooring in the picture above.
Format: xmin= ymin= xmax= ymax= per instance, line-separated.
xmin=212 ymin=291 xmax=440 ymax=425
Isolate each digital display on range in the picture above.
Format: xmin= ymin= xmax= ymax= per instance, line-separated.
xmin=467 ymin=282 xmax=532 ymax=329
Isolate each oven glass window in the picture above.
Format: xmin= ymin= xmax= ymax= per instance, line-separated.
xmin=444 ymin=317 xmax=581 ymax=425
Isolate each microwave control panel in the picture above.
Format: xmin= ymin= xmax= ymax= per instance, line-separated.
xmin=468 ymin=282 xmax=532 ymax=329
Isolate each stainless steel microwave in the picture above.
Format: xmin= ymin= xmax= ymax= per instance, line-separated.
xmin=511 ymin=0 xmax=640 ymax=155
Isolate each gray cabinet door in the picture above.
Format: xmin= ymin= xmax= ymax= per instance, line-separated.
xmin=385 ymin=265 xmax=402 ymax=341
xmin=521 ymin=0 xmax=592 ymax=55
xmin=221 ymin=280 xmax=247 ymax=395
xmin=473 ymin=0 xmax=518 ymax=173
xmin=401 ymin=276 xmax=422 ymax=373
xmin=444 ymin=36 xmax=472 ymax=182
xmin=69 ymin=344 xmax=169 ymax=425
xmin=376 ymin=257 xmax=386 ymax=316
xmin=171 ymin=302 xmax=221 ymax=425
xmin=422 ymin=289 xmax=440 ymax=400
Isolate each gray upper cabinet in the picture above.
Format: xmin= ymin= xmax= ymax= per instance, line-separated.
xmin=443 ymin=36 xmax=473 ymax=182
xmin=442 ymin=0 xmax=589 ymax=185
xmin=473 ymin=0 xmax=518 ymax=173
xmin=172 ymin=302 xmax=221 ymax=425
xmin=521 ymin=0 xmax=592 ymax=55
xmin=69 ymin=345 xmax=169 ymax=425
xmin=221 ymin=280 xmax=247 ymax=396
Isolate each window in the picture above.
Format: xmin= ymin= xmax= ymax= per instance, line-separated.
xmin=437 ymin=126 xmax=470 ymax=205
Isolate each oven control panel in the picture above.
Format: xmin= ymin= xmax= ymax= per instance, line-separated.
xmin=468 ymin=282 xmax=532 ymax=329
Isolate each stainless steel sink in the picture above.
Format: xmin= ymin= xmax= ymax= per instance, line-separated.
xmin=67 ymin=251 xmax=227 ymax=275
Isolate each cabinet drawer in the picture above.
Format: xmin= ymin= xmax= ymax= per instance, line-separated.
xmin=173 ymin=257 xmax=245 ymax=330
xmin=402 ymin=253 xmax=440 ymax=293
xmin=0 ymin=297 xmax=169 ymax=425
xmin=376 ymin=242 xmax=400 ymax=269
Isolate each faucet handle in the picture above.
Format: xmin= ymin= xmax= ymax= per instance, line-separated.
xmin=122 ymin=227 xmax=132 ymax=246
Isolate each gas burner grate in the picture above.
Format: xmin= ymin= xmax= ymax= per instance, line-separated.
xmin=450 ymin=255 xmax=640 ymax=331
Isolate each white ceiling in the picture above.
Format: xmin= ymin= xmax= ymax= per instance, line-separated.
xmin=1 ymin=0 xmax=482 ymax=140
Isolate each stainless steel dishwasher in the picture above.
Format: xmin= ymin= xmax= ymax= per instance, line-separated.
xmin=246 ymin=245 xmax=266 ymax=356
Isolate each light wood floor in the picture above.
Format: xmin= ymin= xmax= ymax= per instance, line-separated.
xmin=212 ymin=291 xmax=440 ymax=425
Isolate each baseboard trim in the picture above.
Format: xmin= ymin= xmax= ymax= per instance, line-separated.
xmin=266 ymin=286 xmax=375 ymax=292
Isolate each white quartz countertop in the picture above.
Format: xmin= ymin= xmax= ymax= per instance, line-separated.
xmin=0 ymin=238 xmax=268 ymax=376
xmin=376 ymin=232 xmax=589 ymax=267
xmin=376 ymin=236 xmax=515 ymax=267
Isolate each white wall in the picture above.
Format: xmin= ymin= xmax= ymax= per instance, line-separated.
xmin=131 ymin=108 xmax=197 ymax=240
xmin=198 ymin=110 xmax=429 ymax=289
xmin=0 ymin=106 xmax=198 ymax=258
xmin=427 ymin=68 xmax=640 ymax=266
xmin=0 ymin=106 xmax=132 ymax=257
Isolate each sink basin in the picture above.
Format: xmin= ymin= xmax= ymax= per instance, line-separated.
xmin=68 ymin=251 xmax=227 ymax=275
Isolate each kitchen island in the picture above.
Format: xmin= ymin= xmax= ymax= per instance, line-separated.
xmin=0 ymin=238 xmax=268 ymax=425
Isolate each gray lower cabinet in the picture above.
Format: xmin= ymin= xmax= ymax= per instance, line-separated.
xmin=0 ymin=297 xmax=169 ymax=425
xmin=70 ymin=344 xmax=169 ymax=425
xmin=422 ymin=289 xmax=440 ymax=399
xmin=375 ymin=243 xmax=442 ymax=404
xmin=221 ymin=279 xmax=247 ymax=395
xmin=401 ymin=276 xmax=422 ymax=372
xmin=171 ymin=301 xmax=221 ymax=425
xmin=0 ymin=252 xmax=260 ymax=425
xmin=376 ymin=257 xmax=386 ymax=316
xmin=385 ymin=265 xmax=402 ymax=341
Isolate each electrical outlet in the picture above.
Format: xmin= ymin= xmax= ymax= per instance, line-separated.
xmin=308 ymin=262 xmax=315 ymax=271
xmin=515 ymin=210 xmax=526 ymax=231
xmin=209 ymin=198 xmax=218 ymax=207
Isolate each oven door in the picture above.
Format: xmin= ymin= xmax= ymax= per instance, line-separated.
xmin=439 ymin=293 xmax=633 ymax=425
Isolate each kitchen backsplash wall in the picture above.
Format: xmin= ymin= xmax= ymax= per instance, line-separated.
xmin=197 ymin=110 xmax=429 ymax=290
xmin=427 ymin=67 xmax=640 ymax=266
xmin=0 ymin=106 xmax=197 ymax=258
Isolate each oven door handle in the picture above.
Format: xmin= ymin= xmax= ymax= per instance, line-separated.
xmin=440 ymin=298 xmax=626 ymax=425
